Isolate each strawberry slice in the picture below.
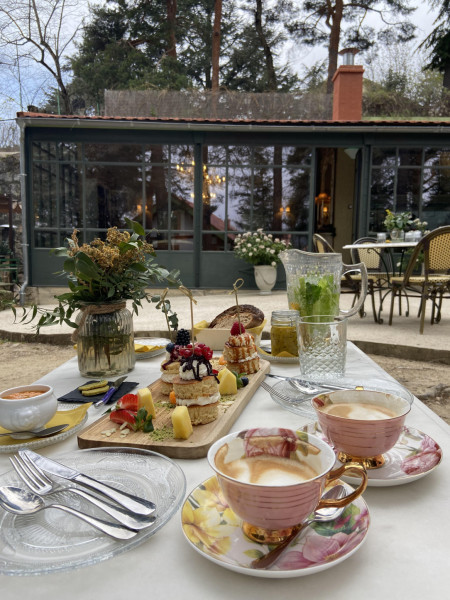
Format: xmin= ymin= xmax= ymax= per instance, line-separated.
xmin=110 ymin=409 xmax=136 ymax=428
xmin=116 ymin=393 xmax=139 ymax=411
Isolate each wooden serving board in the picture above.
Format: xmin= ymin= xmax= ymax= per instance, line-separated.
xmin=77 ymin=359 xmax=270 ymax=459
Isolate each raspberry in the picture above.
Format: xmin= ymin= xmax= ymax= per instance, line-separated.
xmin=202 ymin=346 xmax=213 ymax=360
xmin=230 ymin=321 xmax=245 ymax=335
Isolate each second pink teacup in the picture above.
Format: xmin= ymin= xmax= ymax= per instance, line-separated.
xmin=312 ymin=389 xmax=412 ymax=468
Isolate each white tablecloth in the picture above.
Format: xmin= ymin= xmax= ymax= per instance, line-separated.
xmin=1 ymin=343 xmax=448 ymax=599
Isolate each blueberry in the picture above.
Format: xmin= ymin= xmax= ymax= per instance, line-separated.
xmin=241 ymin=376 xmax=249 ymax=387
xmin=166 ymin=342 xmax=175 ymax=352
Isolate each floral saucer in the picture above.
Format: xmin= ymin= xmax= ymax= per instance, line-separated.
xmin=181 ymin=476 xmax=370 ymax=578
xmin=301 ymin=423 xmax=443 ymax=487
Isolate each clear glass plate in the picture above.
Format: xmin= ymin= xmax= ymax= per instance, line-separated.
xmin=0 ymin=447 xmax=186 ymax=575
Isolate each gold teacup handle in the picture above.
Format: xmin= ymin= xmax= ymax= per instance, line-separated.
xmin=316 ymin=463 xmax=368 ymax=510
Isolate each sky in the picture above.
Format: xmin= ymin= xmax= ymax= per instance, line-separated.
xmin=0 ymin=2 xmax=442 ymax=122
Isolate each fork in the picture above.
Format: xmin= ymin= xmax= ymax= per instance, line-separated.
xmin=260 ymin=381 xmax=315 ymax=406
xmin=9 ymin=454 xmax=156 ymax=531
xmin=265 ymin=374 xmax=353 ymax=395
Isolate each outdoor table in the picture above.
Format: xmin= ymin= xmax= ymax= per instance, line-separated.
xmin=343 ymin=241 xmax=418 ymax=322
xmin=0 ymin=343 xmax=448 ymax=599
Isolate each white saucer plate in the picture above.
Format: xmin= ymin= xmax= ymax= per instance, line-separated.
xmin=301 ymin=422 xmax=443 ymax=487
xmin=0 ymin=413 xmax=88 ymax=454
xmin=0 ymin=447 xmax=186 ymax=575
xmin=181 ymin=476 xmax=370 ymax=578
xmin=134 ymin=338 xmax=170 ymax=360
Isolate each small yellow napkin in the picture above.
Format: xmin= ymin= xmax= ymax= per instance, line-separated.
xmin=135 ymin=343 xmax=165 ymax=353
xmin=0 ymin=403 xmax=91 ymax=446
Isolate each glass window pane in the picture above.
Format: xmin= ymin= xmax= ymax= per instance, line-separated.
xmin=32 ymin=142 xmax=57 ymax=161
xmin=58 ymin=142 xmax=82 ymax=161
xmin=145 ymin=164 xmax=170 ymax=230
xmin=202 ymin=166 xmax=226 ymax=231
xmin=202 ymin=232 xmax=225 ymax=251
xmin=396 ymin=169 xmax=421 ymax=215
xmin=280 ymin=168 xmax=310 ymax=231
xmin=84 ymin=143 xmax=143 ymax=162
xmin=34 ymin=231 xmax=57 ymax=248
xmin=227 ymin=167 xmax=252 ymax=230
xmin=170 ymin=232 xmax=194 ymax=251
xmin=372 ymin=148 xmax=397 ymax=167
xmin=284 ymin=147 xmax=312 ymax=166
xmin=60 ymin=163 xmax=82 ymax=228
xmin=371 ymin=167 xmax=395 ymax=202
xmin=399 ymin=148 xmax=422 ymax=166
xmin=170 ymin=145 xmax=194 ymax=166
xmin=424 ymin=148 xmax=450 ymax=166
xmin=32 ymin=162 xmax=57 ymax=228
xmin=144 ymin=145 xmax=169 ymax=164
xmin=228 ymin=145 xmax=253 ymax=166
xmin=147 ymin=230 xmax=169 ymax=250
xmin=85 ymin=165 xmax=143 ymax=229
xmin=422 ymin=168 xmax=450 ymax=229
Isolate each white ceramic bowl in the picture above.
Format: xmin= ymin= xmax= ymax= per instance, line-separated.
xmin=0 ymin=384 xmax=57 ymax=432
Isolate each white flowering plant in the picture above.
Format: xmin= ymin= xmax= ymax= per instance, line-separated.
xmin=233 ymin=229 xmax=291 ymax=266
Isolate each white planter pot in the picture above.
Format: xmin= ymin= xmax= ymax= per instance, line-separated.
xmin=254 ymin=265 xmax=277 ymax=295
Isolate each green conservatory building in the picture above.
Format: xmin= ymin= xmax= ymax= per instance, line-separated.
xmin=17 ymin=111 xmax=450 ymax=290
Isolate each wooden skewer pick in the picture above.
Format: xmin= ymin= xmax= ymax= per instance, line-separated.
xmin=179 ymin=285 xmax=197 ymax=342
xmin=229 ymin=278 xmax=244 ymax=332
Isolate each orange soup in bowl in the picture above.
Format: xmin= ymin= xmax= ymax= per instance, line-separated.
xmin=2 ymin=390 xmax=45 ymax=399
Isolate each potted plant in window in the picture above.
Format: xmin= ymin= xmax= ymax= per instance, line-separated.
xmin=233 ymin=229 xmax=291 ymax=294
xmin=383 ymin=210 xmax=413 ymax=241
xmin=14 ymin=219 xmax=181 ymax=377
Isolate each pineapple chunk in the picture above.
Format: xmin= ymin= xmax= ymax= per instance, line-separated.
xmin=137 ymin=387 xmax=156 ymax=418
xmin=219 ymin=368 xmax=238 ymax=395
xmin=217 ymin=368 xmax=228 ymax=382
xmin=172 ymin=406 xmax=193 ymax=439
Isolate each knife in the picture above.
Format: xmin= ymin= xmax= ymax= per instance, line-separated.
xmin=94 ymin=375 xmax=128 ymax=408
xmin=20 ymin=449 xmax=156 ymax=516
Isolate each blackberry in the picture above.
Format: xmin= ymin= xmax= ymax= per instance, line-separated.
xmin=175 ymin=328 xmax=191 ymax=346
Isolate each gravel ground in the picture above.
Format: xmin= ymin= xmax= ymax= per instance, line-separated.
xmin=0 ymin=340 xmax=448 ymax=424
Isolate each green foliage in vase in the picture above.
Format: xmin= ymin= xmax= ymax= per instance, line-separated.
xmin=13 ymin=219 xmax=181 ymax=333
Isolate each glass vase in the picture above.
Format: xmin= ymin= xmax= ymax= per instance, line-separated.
xmin=76 ymin=302 xmax=135 ymax=378
xmin=390 ymin=229 xmax=405 ymax=242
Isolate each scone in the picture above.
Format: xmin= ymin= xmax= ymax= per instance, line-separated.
xmin=159 ymin=329 xmax=192 ymax=395
xmin=209 ymin=304 xmax=264 ymax=330
xmin=172 ymin=344 xmax=220 ymax=425
xmin=223 ymin=322 xmax=260 ymax=375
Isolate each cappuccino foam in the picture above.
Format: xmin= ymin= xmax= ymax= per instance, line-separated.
xmin=215 ymin=446 xmax=318 ymax=485
xmin=320 ymin=402 xmax=397 ymax=420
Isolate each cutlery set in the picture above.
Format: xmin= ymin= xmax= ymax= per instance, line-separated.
xmin=2 ymin=449 xmax=157 ymax=540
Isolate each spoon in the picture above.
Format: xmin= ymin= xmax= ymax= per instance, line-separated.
xmin=0 ymin=486 xmax=138 ymax=540
xmin=0 ymin=424 xmax=69 ymax=439
xmin=251 ymin=484 xmax=347 ymax=569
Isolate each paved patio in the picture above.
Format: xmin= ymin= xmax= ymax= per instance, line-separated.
xmin=1 ymin=287 xmax=449 ymax=362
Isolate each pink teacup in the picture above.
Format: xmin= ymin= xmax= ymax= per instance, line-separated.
xmin=312 ymin=389 xmax=412 ymax=469
xmin=207 ymin=427 xmax=367 ymax=544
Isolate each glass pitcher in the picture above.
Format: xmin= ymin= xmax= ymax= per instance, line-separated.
xmin=279 ymin=249 xmax=368 ymax=318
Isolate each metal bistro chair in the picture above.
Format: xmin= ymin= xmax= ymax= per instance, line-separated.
xmin=388 ymin=226 xmax=450 ymax=334
xmin=350 ymin=237 xmax=394 ymax=323
xmin=312 ymin=233 xmax=361 ymax=309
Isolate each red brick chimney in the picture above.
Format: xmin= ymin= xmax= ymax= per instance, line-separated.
xmin=332 ymin=49 xmax=364 ymax=121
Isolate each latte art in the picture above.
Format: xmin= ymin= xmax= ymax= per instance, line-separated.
xmin=319 ymin=402 xmax=397 ymax=420
xmin=215 ymin=446 xmax=318 ymax=485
